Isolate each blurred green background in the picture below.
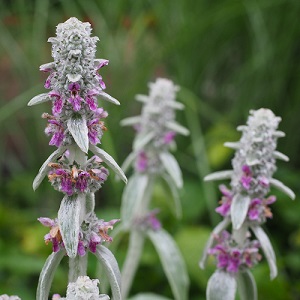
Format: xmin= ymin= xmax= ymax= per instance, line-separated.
xmin=1 ymin=0 xmax=300 ymax=299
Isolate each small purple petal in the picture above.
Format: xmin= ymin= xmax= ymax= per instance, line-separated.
xmin=68 ymin=82 xmax=80 ymax=91
xmin=265 ymin=195 xmax=276 ymax=205
xmin=61 ymin=177 xmax=73 ymax=196
xmin=49 ymin=131 xmax=64 ymax=147
xmin=96 ymin=59 xmax=109 ymax=70
xmin=52 ymin=238 xmax=60 ymax=252
xmin=86 ymin=96 xmax=98 ymax=111
xmin=215 ymin=202 xmax=231 ymax=216
xmin=163 ymin=131 xmax=176 ymax=144
xmin=135 ymin=151 xmax=148 ymax=172
xmin=77 ymin=240 xmax=86 ymax=256
xmin=38 ymin=217 xmax=55 ymax=227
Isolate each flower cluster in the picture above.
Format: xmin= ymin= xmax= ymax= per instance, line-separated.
xmin=209 ymin=231 xmax=261 ymax=273
xmin=48 ymin=154 xmax=109 ymax=196
xmin=121 ymin=78 xmax=189 ymax=175
xmin=38 ymin=214 xmax=118 ymax=256
xmin=52 ymin=276 xmax=110 ymax=300
xmin=0 ymin=295 xmax=21 ymax=300
xmin=215 ymin=184 xmax=277 ymax=224
xmin=134 ymin=209 xmax=162 ymax=231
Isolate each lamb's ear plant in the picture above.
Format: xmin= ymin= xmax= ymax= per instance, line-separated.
xmin=117 ymin=78 xmax=190 ymax=300
xmin=200 ymin=108 xmax=295 ymax=300
xmin=28 ymin=17 xmax=126 ymax=300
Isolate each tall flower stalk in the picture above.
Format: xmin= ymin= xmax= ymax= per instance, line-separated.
xmin=28 ymin=18 xmax=126 ymax=300
xmin=200 ymin=109 xmax=295 ymax=300
xmin=118 ymin=78 xmax=190 ymax=299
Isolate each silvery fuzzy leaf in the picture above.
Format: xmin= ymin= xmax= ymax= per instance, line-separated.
xmin=128 ymin=294 xmax=171 ymax=300
xmin=147 ymin=229 xmax=189 ymax=300
xmin=58 ymin=194 xmax=83 ymax=258
xmin=135 ymin=94 xmax=148 ymax=103
xmin=237 ymin=125 xmax=247 ymax=131
xmin=67 ymin=73 xmax=82 ymax=82
xmin=89 ymin=144 xmax=127 ymax=183
xmin=99 ymin=295 xmax=110 ymax=300
xmin=204 ymin=170 xmax=233 ymax=182
xmin=199 ymin=218 xmax=230 ymax=269
xmin=270 ymin=178 xmax=295 ymax=200
xmin=120 ymin=116 xmax=142 ymax=127
xmin=33 ymin=147 xmax=66 ymax=191
xmin=159 ymin=152 xmax=183 ymax=189
xmin=133 ymin=131 xmax=155 ymax=151
xmin=27 ymin=93 xmax=50 ymax=106
xmin=37 ymin=250 xmax=65 ymax=300
xmin=121 ymin=174 xmax=149 ymax=227
xmin=224 ymin=142 xmax=240 ymax=149
xmin=207 ymin=270 xmax=237 ymax=300
xmin=47 ymin=37 xmax=58 ymax=43
xmin=273 ymin=130 xmax=285 ymax=138
xmin=165 ymin=101 xmax=184 ymax=110
xmin=165 ymin=121 xmax=189 ymax=136
xmin=39 ymin=62 xmax=55 ymax=71
xmin=237 ymin=269 xmax=257 ymax=300
xmin=98 ymin=91 xmax=120 ymax=105
xmin=273 ymin=151 xmax=289 ymax=162
xmin=251 ymin=225 xmax=277 ymax=279
xmin=162 ymin=173 xmax=182 ymax=219
xmin=231 ymin=194 xmax=251 ymax=230
xmin=85 ymin=192 xmax=95 ymax=216
xmin=67 ymin=116 xmax=89 ymax=153
xmin=94 ymin=245 xmax=122 ymax=300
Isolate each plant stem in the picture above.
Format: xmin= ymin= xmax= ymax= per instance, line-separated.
xmin=121 ymin=175 xmax=155 ymax=298
xmin=69 ymin=254 xmax=88 ymax=282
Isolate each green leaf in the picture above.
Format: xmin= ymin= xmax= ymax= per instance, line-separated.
xmin=94 ymin=245 xmax=122 ymax=300
xmin=159 ymin=152 xmax=183 ymax=188
xmin=237 ymin=269 xmax=257 ymax=300
xmin=128 ymin=294 xmax=172 ymax=300
xmin=251 ymin=225 xmax=277 ymax=279
xmin=67 ymin=115 xmax=89 ymax=153
xmin=199 ymin=218 xmax=230 ymax=269
xmin=231 ymin=194 xmax=251 ymax=230
xmin=58 ymin=194 xmax=83 ymax=258
xmin=33 ymin=147 xmax=66 ymax=190
xmin=89 ymin=144 xmax=127 ymax=184
xmin=36 ymin=250 xmax=65 ymax=300
xmin=121 ymin=174 xmax=149 ymax=227
xmin=147 ymin=229 xmax=189 ymax=300
xmin=27 ymin=93 xmax=50 ymax=106
xmin=207 ymin=270 xmax=237 ymax=300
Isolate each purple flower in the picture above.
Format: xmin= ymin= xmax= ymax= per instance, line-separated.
xmin=87 ymin=108 xmax=108 ymax=145
xmin=248 ymin=198 xmax=262 ymax=221
xmin=86 ymin=89 xmax=99 ymax=111
xmin=38 ymin=217 xmax=63 ymax=253
xmin=44 ymin=73 xmax=55 ymax=89
xmin=88 ymin=232 xmax=102 ymax=253
xmin=241 ymin=165 xmax=252 ymax=190
xmin=75 ymin=171 xmax=90 ymax=193
xmin=77 ymin=240 xmax=86 ymax=256
xmin=135 ymin=151 xmax=148 ymax=172
xmin=49 ymin=90 xmax=63 ymax=115
xmin=163 ymin=131 xmax=176 ymax=144
xmin=43 ymin=116 xmax=65 ymax=147
xmin=215 ymin=185 xmax=232 ymax=217
xmin=209 ymin=231 xmax=261 ymax=274
xmin=68 ymin=82 xmax=83 ymax=111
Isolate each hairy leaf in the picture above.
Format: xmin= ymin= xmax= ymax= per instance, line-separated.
xmin=204 ymin=170 xmax=233 ymax=182
xmin=159 ymin=152 xmax=183 ymax=188
xmin=36 ymin=250 xmax=65 ymax=300
xmin=67 ymin=115 xmax=89 ymax=153
xmin=58 ymin=194 xmax=83 ymax=258
xmin=207 ymin=270 xmax=237 ymax=300
xmin=147 ymin=229 xmax=189 ymax=300
xmin=231 ymin=194 xmax=251 ymax=230
xmin=237 ymin=269 xmax=257 ymax=300
xmin=27 ymin=93 xmax=50 ymax=106
xmin=98 ymin=91 xmax=120 ymax=105
xmin=89 ymin=144 xmax=127 ymax=183
xmin=95 ymin=245 xmax=121 ymax=300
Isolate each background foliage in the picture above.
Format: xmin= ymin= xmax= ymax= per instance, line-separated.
xmin=0 ymin=0 xmax=300 ymax=299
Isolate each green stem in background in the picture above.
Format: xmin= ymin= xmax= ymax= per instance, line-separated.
xmin=121 ymin=175 xmax=155 ymax=299
xmin=179 ymin=88 xmax=218 ymax=225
